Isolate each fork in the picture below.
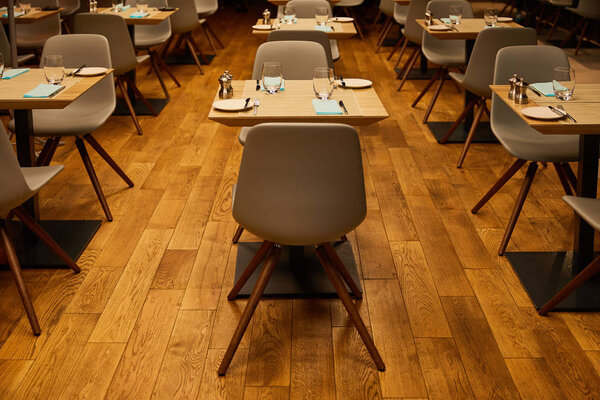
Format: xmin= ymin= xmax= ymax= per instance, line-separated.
xmin=557 ymin=104 xmax=577 ymax=123
xmin=253 ymin=99 xmax=260 ymax=115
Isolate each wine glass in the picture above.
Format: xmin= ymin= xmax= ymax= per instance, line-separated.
xmin=315 ymin=6 xmax=328 ymax=26
xmin=0 ymin=54 xmax=4 ymax=79
xmin=262 ymin=62 xmax=283 ymax=94
xmin=484 ymin=8 xmax=498 ymax=27
xmin=553 ymin=67 xmax=575 ymax=101
xmin=137 ymin=0 xmax=148 ymax=13
xmin=313 ymin=67 xmax=335 ymax=100
xmin=43 ymin=55 xmax=65 ymax=85
xmin=449 ymin=5 xmax=462 ymax=25
xmin=283 ymin=4 xmax=296 ymax=23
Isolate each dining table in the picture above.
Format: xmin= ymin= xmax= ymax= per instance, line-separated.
xmin=0 ymin=7 xmax=63 ymax=24
xmin=491 ymin=83 xmax=600 ymax=310
xmin=252 ymin=18 xmax=357 ymax=39
xmin=210 ymin=79 xmax=388 ymax=298
xmin=0 ymin=68 xmax=112 ymax=267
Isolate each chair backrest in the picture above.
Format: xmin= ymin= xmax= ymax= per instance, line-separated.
xmin=404 ymin=0 xmax=430 ymax=44
xmin=73 ymin=13 xmax=137 ymax=75
xmin=168 ymin=0 xmax=200 ymax=33
xmin=571 ymin=0 xmax=600 ymax=19
xmin=59 ymin=0 xmax=81 ymax=16
xmin=16 ymin=0 xmax=61 ymax=49
xmin=194 ymin=0 xmax=218 ymax=15
xmin=234 ymin=123 xmax=366 ymax=246
xmin=252 ymin=41 xmax=328 ymax=80
xmin=125 ymin=0 xmax=171 ymax=45
xmin=422 ymin=0 xmax=473 ymax=58
xmin=393 ymin=4 xmax=408 ymax=24
xmin=0 ymin=25 xmax=12 ymax=66
xmin=380 ymin=0 xmax=394 ymax=16
xmin=462 ymin=27 xmax=537 ymax=98
xmin=268 ymin=30 xmax=334 ymax=69
xmin=287 ymin=0 xmax=332 ymax=18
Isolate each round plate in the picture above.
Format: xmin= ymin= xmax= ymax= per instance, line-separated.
xmin=331 ymin=16 xmax=353 ymax=22
xmin=213 ymin=99 xmax=252 ymax=111
xmin=521 ymin=106 xmax=563 ymax=120
xmin=340 ymin=78 xmax=373 ymax=89
xmin=429 ymin=25 xmax=451 ymax=31
xmin=252 ymin=24 xmax=275 ymax=30
xmin=497 ymin=17 xmax=513 ymax=22
xmin=75 ymin=67 xmax=108 ymax=76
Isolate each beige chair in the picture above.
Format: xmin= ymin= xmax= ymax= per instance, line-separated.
xmin=267 ymin=30 xmax=334 ymax=69
xmin=559 ymin=0 xmax=600 ymax=56
xmin=0 ymin=123 xmax=80 ymax=335
xmin=374 ymin=0 xmax=395 ymax=53
xmin=16 ymin=0 xmax=61 ymax=51
xmin=0 ymin=26 xmax=34 ymax=66
xmin=334 ymin=0 xmax=366 ymax=40
xmin=219 ymin=123 xmax=385 ymax=376
xmin=194 ymin=0 xmax=224 ymax=55
xmin=394 ymin=0 xmax=429 ymax=91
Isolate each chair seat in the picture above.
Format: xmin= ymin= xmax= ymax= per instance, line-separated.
xmin=135 ymin=29 xmax=170 ymax=48
xmin=17 ymin=53 xmax=35 ymax=65
xmin=563 ymin=196 xmax=600 ymax=231
xmin=197 ymin=8 xmax=216 ymax=17
xmin=423 ymin=39 xmax=466 ymax=67
xmin=238 ymin=127 xmax=250 ymax=145
xmin=394 ymin=5 xmax=407 ymax=25
xmin=449 ymin=71 xmax=465 ymax=84
xmin=21 ymin=165 xmax=64 ymax=192
xmin=136 ymin=54 xmax=151 ymax=64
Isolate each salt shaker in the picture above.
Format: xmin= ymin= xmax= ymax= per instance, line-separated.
xmin=89 ymin=0 xmax=97 ymax=12
xmin=262 ymin=9 xmax=271 ymax=25
xmin=514 ymin=77 xmax=528 ymax=104
xmin=508 ymin=73 xmax=518 ymax=100
xmin=218 ymin=70 xmax=234 ymax=99
xmin=425 ymin=11 xmax=433 ymax=26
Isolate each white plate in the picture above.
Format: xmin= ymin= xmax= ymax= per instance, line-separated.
xmin=75 ymin=67 xmax=108 ymax=76
xmin=340 ymin=78 xmax=372 ymax=89
xmin=252 ymin=24 xmax=275 ymax=30
xmin=213 ymin=99 xmax=252 ymax=111
xmin=521 ymin=106 xmax=563 ymax=120
xmin=428 ymin=25 xmax=451 ymax=31
xmin=331 ymin=16 xmax=353 ymax=22
xmin=497 ymin=17 xmax=513 ymax=22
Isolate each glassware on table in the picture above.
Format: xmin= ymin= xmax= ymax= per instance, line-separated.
xmin=262 ymin=62 xmax=283 ymax=94
xmin=0 ymin=54 xmax=4 ymax=79
xmin=137 ymin=0 xmax=148 ymax=13
xmin=112 ymin=0 xmax=123 ymax=10
xmin=313 ymin=67 xmax=335 ymax=100
xmin=43 ymin=55 xmax=65 ymax=85
xmin=484 ymin=8 xmax=498 ymax=27
xmin=449 ymin=5 xmax=462 ymax=24
xmin=19 ymin=0 xmax=31 ymax=13
xmin=553 ymin=66 xmax=575 ymax=101
xmin=283 ymin=4 xmax=296 ymax=23
xmin=315 ymin=6 xmax=328 ymax=26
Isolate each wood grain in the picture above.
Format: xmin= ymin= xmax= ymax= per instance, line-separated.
xmin=505 ymin=358 xmax=566 ymax=400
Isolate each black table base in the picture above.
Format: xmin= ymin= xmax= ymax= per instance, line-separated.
xmin=233 ymin=241 xmax=361 ymax=298
xmin=1 ymin=220 xmax=101 ymax=268
xmin=428 ymin=121 xmax=498 ymax=143
xmin=506 ymin=251 xmax=600 ymax=311
xmin=113 ymin=98 xmax=169 ymax=116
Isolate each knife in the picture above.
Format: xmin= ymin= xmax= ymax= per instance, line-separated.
xmin=339 ymin=75 xmax=346 ymax=87
xmin=244 ymin=97 xmax=251 ymax=108
xmin=548 ymin=105 xmax=568 ymax=120
xmin=528 ymin=85 xmax=542 ymax=97
xmin=68 ymin=64 xmax=86 ymax=76
xmin=558 ymin=104 xmax=577 ymax=122
xmin=49 ymin=85 xmax=65 ymax=98
xmin=256 ymin=79 xmax=260 ymax=91
xmin=339 ymin=100 xmax=348 ymax=114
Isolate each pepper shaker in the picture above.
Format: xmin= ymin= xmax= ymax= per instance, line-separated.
xmin=508 ymin=73 xmax=518 ymax=100
xmin=425 ymin=11 xmax=433 ymax=26
xmin=262 ymin=9 xmax=271 ymax=25
xmin=218 ymin=70 xmax=234 ymax=99
xmin=514 ymin=77 xmax=528 ymax=104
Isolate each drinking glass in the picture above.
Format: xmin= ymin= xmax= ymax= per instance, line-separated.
xmin=137 ymin=0 xmax=148 ymax=13
xmin=283 ymin=4 xmax=296 ymax=23
xmin=484 ymin=8 xmax=498 ymax=27
xmin=0 ymin=54 xmax=4 ymax=79
xmin=313 ymin=67 xmax=335 ymax=100
xmin=43 ymin=55 xmax=64 ymax=85
xmin=112 ymin=0 xmax=122 ymax=10
xmin=449 ymin=5 xmax=462 ymax=24
xmin=19 ymin=0 xmax=31 ymax=13
xmin=315 ymin=6 xmax=328 ymax=26
xmin=553 ymin=66 xmax=575 ymax=101
xmin=262 ymin=62 xmax=283 ymax=94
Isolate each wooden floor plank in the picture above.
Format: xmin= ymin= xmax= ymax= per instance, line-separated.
xmin=197 ymin=348 xmax=249 ymax=400
xmin=151 ymin=249 xmax=198 ymax=290
xmin=355 ymin=210 xmax=397 ymax=279
xmin=65 ymin=266 xmax=123 ymax=314
xmin=244 ymin=386 xmax=290 ymax=400
xmin=0 ymin=360 xmax=33 ymax=400
xmin=561 ymin=312 xmax=600 ymax=351
xmin=505 ymin=358 xmax=566 ymax=400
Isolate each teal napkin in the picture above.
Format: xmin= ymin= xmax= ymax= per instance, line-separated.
xmin=23 ymin=84 xmax=64 ymax=98
xmin=530 ymin=82 xmax=567 ymax=97
xmin=440 ymin=17 xmax=451 ymax=24
xmin=260 ymin=78 xmax=285 ymax=91
xmin=2 ymin=11 xmax=25 ymax=17
xmin=1 ymin=68 xmax=30 ymax=79
xmin=118 ymin=4 xmax=131 ymax=11
xmin=130 ymin=10 xmax=148 ymax=17
xmin=314 ymin=25 xmax=332 ymax=32
xmin=283 ymin=16 xmax=297 ymax=23
xmin=312 ymin=99 xmax=342 ymax=115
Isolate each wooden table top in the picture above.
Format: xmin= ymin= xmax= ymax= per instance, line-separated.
xmin=97 ymin=7 xmax=177 ymax=25
xmin=0 ymin=8 xmax=63 ymax=24
xmin=252 ymin=18 xmax=357 ymax=39
xmin=268 ymin=0 xmax=340 ymax=5
xmin=0 ymin=68 xmax=113 ymax=109
xmin=416 ymin=18 xmax=522 ymax=40
xmin=209 ymin=80 xmax=388 ymax=127
xmin=491 ymin=84 xmax=600 ymax=135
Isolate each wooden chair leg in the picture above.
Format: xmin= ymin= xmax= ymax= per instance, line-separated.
xmin=151 ymin=49 xmax=181 ymax=87
xmin=397 ymin=48 xmax=420 ymax=92
xmin=562 ymin=162 xmax=577 ymax=191
xmin=187 ymin=33 xmax=209 ymax=65
xmin=411 ymin=67 xmax=442 ymax=108
xmin=457 ymin=99 xmax=486 ymax=168
xmin=159 ymin=35 xmax=175 ymax=61
xmin=546 ymin=8 xmax=561 ymax=41
xmin=387 ymin=36 xmax=405 ymax=61
xmin=218 ymin=244 xmax=281 ymax=376
xmin=371 ymin=10 xmax=382 ymax=31
xmin=35 ymin=137 xmax=60 ymax=166
xmin=184 ymin=34 xmax=205 ymax=75
xmin=149 ymin=52 xmax=170 ymax=99
xmin=116 ymin=78 xmax=144 ymax=135
xmin=422 ymin=69 xmax=446 ymax=124
xmin=205 ymin=21 xmax=224 ymax=48
xmin=559 ymin=17 xmax=584 ymax=48
xmin=74 ymin=137 xmax=113 ymax=222
xmin=123 ymin=76 xmax=158 ymax=116
xmin=202 ymin=23 xmax=219 ymax=55
xmin=439 ymin=97 xmax=478 ymax=144
xmin=553 ymin=162 xmax=573 ymax=196
xmin=472 ymin=158 xmax=527 ymax=214
xmin=539 ymin=254 xmax=600 ymax=315
xmin=574 ymin=19 xmax=589 ymax=56
xmin=396 ymin=44 xmax=418 ymax=79
xmin=375 ymin=17 xmax=393 ymax=53
xmin=393 ymin=37 xmax=409 ymax=69
xmin=323 ymin=242 xmax=362 ymax=299
xmin=12 ymin=207 xmax=80 ymax=273
xmin=232 ymin=225 xmax=244 ymax=244
xmin=227 ymin=241 xmax=273 ymax=300
xmin=315 ymin=245 xmax=385 ymax=371
xmin=0 ymin=220 xmax=41 ymax=335
xmin=83 ymin=134 xmax=134 ymax=188
xmin=499 ymin=162 xmax=538 ymax=256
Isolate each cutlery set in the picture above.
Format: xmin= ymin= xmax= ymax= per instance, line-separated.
xmin=548 ymin=104 xmax=577 ymax=122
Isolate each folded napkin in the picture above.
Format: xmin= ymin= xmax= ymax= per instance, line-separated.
xmin=312 ymin=99 xmax=342 ymax=115
xmin=314 ymin=25 xmax=332 ymax=32
xmin=130 ymin=10 xmax=148 ymax=17
xmin=282 ymin=16 xmax=297 ymax=23
xmin=119 ymin=4 xmax=131 ymax=11
xmin=260 ymin=78 xmax=285 ymax=91
xmin=2 ymin=11 xmax=25 ymax=17
xmin=1 ymin=68 xmax=30 ymax=79
xmin=440 ymin=17 xmax=451 ymax=24
xmin=23 ymin=84 xmax=64 ymax=98
xmin=530 ymin=82 xmax=567 ymax=97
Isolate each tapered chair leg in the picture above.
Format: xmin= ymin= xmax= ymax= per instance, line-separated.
xmin=232 ymin=225 xmax=244 ymax=244
xmin=123 ymin=76 xmax=158 ymax=116
xmin=184 ymin=34 xmax=205 ymax=74
xmin=375 ymin=17 xmax=393 ymax=53
xmin=36 ymin=137 xmax=60 ymax=167
xmin=0 ymin=220 xmax=41 ymax=335
xmin=574 ymin=19 xmax=590 ymax=56
xmin=116 ymin=78 xmax=144 ymax=135
xmin=187 ymin=33 xmax=209 ymax=64
xmin=411 ymin=67 xmax=442 ymax=107
xmin=159 ymin=35 xmax=175 ymax=62
xmin=387 ymin=36 xmax=405 ymax=61
xmin=148 ymin=53 xmax=170 ymax=99
xmin=315 ymin=245 xmax=385 ymax=371
xmin=396 ymin=45 xmax=418 ymax=79
xmin=218 ymin=244 xmax=282 ymax=376
xmin=345 ymin=8 xmax=365 ymax=40
xmin=546 ymin=9 xmax=561 ymax=41
xmin=74 ymin=137 xmax=113 ymax=221
xmin=227 ymin=241 xmax=273 ymax=300
xmin=393 ymin=37 xmax=409 ymax=69
xmin=423 ymin=71 xmax=446 ymax=124
xmin=499 ymin=162 xmax=538 ymax=256
xmin=204 ymin=21 xmax=224 ymax=48
xmin=397 ymin=48 xmax=421 ymax=92
xmin=202 ymin=23 xmax=219 ymax=55
xmin=439 ymin=97 xmax=478 ymax=144
xmin=472 ymin=158 xmax=526 ymax=213
xmin=151 ymin=49 xmax=181 ymax=87
xmin=562 ymin=162 xmax=577 ymax=191
xmin=539 ymin=254 xmax=600 ymax=315
xmin=83 ymin=134 xmax=134 ymax=188
xmin=559 ymin=17 xmax=584 ymax=48
xmin=553 ymin=162 xmax=573 ymax=196
xmin=457 ymin=100 xmax=486 ymax=168
xmin=323 ymin=242 xmax=362 ymax=299
xmin=371 ymin=10 xmax=382 ymax=31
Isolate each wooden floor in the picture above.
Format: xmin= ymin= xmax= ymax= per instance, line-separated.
xmin=2 ymin=6 xmax=600 ymax=399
